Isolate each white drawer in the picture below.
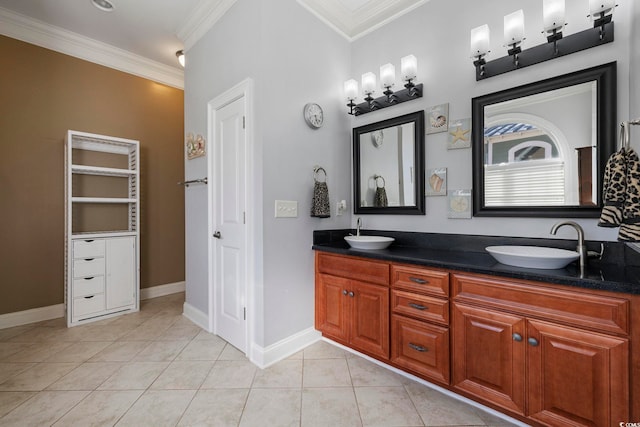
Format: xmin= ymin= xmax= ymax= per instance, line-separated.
xmin=73 ymin=276 xmax=105 ymax=297
xmin=73 ymin=293 xmax=105 ymax=318
xmin=73 ymin=257 xmax=105 ymax=278
xmin=73 ymin=239 xmax=105 ymax=259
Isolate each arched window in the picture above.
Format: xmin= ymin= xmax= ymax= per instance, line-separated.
xmin=484 ymin=115 xmax=572 ymax=206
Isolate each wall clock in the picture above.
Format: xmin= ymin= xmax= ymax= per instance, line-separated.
xmin=303 ymin=103 xmax=324 ymax=129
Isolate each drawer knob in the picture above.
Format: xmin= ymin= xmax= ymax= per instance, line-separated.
xmin=343 ymin=290 xmax=348 ymax=295
xmin=409 ymin=277 xmax=429 ymax=285
xmin=348 ymin=291 xmax=355 ymax=298
xmin=512 ymin=333 xmax=523 ymax=342
xmin=408 ymin=302 xmax=428 ymax=311
xmin=528 ymin=337 xmax=539 ymax=347
xmin=408 ymin=343 xmax=428 ymax=352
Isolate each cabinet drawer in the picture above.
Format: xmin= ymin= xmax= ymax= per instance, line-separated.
xmin=73 ymin=276 xmax=105 ymax=297
xmin=452 ymin=273 xmax=630 ymax=335
xmin=392 ymin=290 xmax=449 ymax=325
xmin=73 ymin=257 xmax=105 ymax=278
xmin=73 ymin=294 xmax=105 ymax=318
xmin=317 ymin=253 xmax=389 ymax=286
xmin=391 ymin=314 xmax=450 ymax=384
xmin=73 ymin=239 xmax=105 ymax=259
xmin=391 ymin=265 xmax=449 ymax=297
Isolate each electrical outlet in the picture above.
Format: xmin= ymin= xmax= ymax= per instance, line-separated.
xmin=275 ymin=200 xmax=298 ymax=218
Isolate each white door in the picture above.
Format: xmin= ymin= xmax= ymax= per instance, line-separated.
xmin=105 ymin=236 xmax=136 ymax=310
xmin=212 ymin=96 xmax=247 ymax=352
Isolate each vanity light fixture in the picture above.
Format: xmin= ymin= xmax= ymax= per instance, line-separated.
xmin=470 ymin=1 xmax=616 ymax=81
xmin=344 ymin=55 xmax=423 ymax=116
xmin=176 ymin=50 xmax=185 ymax=67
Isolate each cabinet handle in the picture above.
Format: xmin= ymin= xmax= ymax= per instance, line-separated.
xmin=528 ymin=337 xmax=539 ymax=347
xmin=408 ymin=343 xmax=428 ymax=352
xmin=84 ymin=295 xmax=95 ymax=299
xmin=84 ymin=239 xmax=94 ymax=242
xmin=512 ymin=333 xmax=522 ymax=342
xmin=409 ymin=277 xmax=429 ymax=285
xmin=343 ymin=290 xmax=348 ymax=295
xmin=348 ymin=291 xmax=355 ymax=298
xmin=408 ymin=302 xmax=428 ymax=311
xmin=84 ymin=277 xmax=94 ymax=280
xmin=84 ymin=258 xmax=94 ymax=261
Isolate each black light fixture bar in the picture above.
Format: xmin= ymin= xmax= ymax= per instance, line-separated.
xmin=349 ymin=84 xmax=423 ymax=116
xmin=476 ymin=22 xmax=613 ymax=81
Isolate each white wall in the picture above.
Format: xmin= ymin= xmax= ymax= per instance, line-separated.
xmin=349 ymin=0 xmax=632 ymax=241
xmin=184 ymin=0 xmax=351 ymax=348
xmin=185 ymin=0 xmax=635 ymax=350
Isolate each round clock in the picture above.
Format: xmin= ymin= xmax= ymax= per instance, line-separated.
xmin=303 ymin=103 xmax=324 ymax=129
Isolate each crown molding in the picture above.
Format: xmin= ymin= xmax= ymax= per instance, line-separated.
xmin=176 ymin=0 xmax=238 ymax=50
xmin=0 ymin=6 xmax=184 ymax=89
xmin=296 ymin=0 xmax=427 ymax=41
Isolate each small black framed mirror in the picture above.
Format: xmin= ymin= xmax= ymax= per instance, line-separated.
xmin=353 ymin=110 xmax=425 ymax=215
xmin=472 ymin=62 xmax=616 ymax=217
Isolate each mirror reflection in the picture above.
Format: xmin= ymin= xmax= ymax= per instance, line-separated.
xmin=354 ymin=111 xmax=425 ymax=215
xmin=472 ymin=62 xmax=616 ymax=217
xmin=483 ymin=81 xmax=597 ymax=207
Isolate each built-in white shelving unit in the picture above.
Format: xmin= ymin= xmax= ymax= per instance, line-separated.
xmin=65 ymin=130 xmax=140 ymax=327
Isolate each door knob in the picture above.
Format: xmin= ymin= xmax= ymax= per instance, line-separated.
xmin=213 ymin=231 xmax=221 ymax=239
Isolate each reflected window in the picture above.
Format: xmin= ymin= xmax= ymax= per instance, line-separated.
xmin=484 ymin=122 xmax=566 ymax=206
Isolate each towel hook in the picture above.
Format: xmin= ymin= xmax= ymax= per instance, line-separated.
xmin=373 ymin=174 xmax=386 ymax=188
xmin=313 ymin=166 xmax=327 ymax=183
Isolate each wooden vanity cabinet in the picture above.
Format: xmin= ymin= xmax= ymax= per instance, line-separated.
xmin=452 ymin=273 xmax=630 ymax=427
xmin=315 ymin=253 xmax=390 ymax=359
xmin=390 ymin=264 xmax=450 ymax=385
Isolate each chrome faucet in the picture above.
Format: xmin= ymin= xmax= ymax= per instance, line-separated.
xmin=356 ymin=218 xmax=362 ymax=236
xmin=550 ymin=221 xmax=587 ymax=272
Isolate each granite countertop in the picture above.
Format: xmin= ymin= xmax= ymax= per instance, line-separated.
xmin=312 ymin=229 xmax=640 ymax=296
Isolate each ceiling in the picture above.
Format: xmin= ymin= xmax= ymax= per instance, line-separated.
xmin=0 ymin=0 xmax=425 ymax=88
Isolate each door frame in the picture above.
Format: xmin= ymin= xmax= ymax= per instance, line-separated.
xmin=207 ymin=78 xmax=256 ymax=356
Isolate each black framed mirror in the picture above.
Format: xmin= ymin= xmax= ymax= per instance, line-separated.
xmin=472 ymin=62 xmax=616 ymax=217
xmin=353 ymin=111 xmax=425 ymax=215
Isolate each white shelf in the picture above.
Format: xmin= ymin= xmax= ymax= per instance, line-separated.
xmin=72 ymin=231 xmax=137 ymax=239
xmin=72 ymin=197 xmax=137 ymax=203
xmin=71 ymin=164 xmax=137 ymax=177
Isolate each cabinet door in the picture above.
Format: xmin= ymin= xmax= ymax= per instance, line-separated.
xmin=316 ymin=274 xmax=349 ymax=343
xmin=350 ymin=281 xmax=389 ymax=359
xmin=392 ymin=314 xmax=450 ymax=384
xmin=452 ymin=303 xmax=526 ymax=415
xmin=527 ymin=319 xmax=629 ymax=427
xmin=105 ymin=237 xmax=136 ymax=310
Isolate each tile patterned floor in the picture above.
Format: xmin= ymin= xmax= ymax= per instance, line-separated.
xmin=0 ymin=293 xmax=521 ymax=426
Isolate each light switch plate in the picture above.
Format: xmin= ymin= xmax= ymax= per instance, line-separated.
xmin=275 ymin=200 xmax=298 ymax=218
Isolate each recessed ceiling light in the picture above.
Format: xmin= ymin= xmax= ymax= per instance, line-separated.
xmin=91 ymin=0 xmax=115 ymax=12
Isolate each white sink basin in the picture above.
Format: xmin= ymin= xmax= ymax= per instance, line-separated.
xmin=486 ymin=245 xmax=579 ymax=269
xmin=345 ymin=235 xmax=395 ymax=250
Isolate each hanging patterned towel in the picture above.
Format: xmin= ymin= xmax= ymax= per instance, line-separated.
xmin=373 ymin=175 xmax=388 ymax=207
xmin=619 ymin=148 xmax=640 ymax=241
xmin=311 ymin=168 xmax=330 ymax=218
xmin=598 ymin=147 xmax=627 ymax=227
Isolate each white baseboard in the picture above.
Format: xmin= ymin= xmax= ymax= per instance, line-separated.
xmin=140 ymin=281 xmax=185 ymax=300
xmin=0 ymin=281 xmax=186 ymax=330
xmin=0 ymin=304 xmax=65 ymax=330
xmin=182 ymin=301 xmax=209 ymax=330
xmin=250 ymin=327 xmax=322 ymax=369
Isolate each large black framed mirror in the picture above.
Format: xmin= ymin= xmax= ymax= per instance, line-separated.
xmin=353 ymin=110 xmax=425 ymax=214
xmin=472 ymin=62 xmax=616 ymax=217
